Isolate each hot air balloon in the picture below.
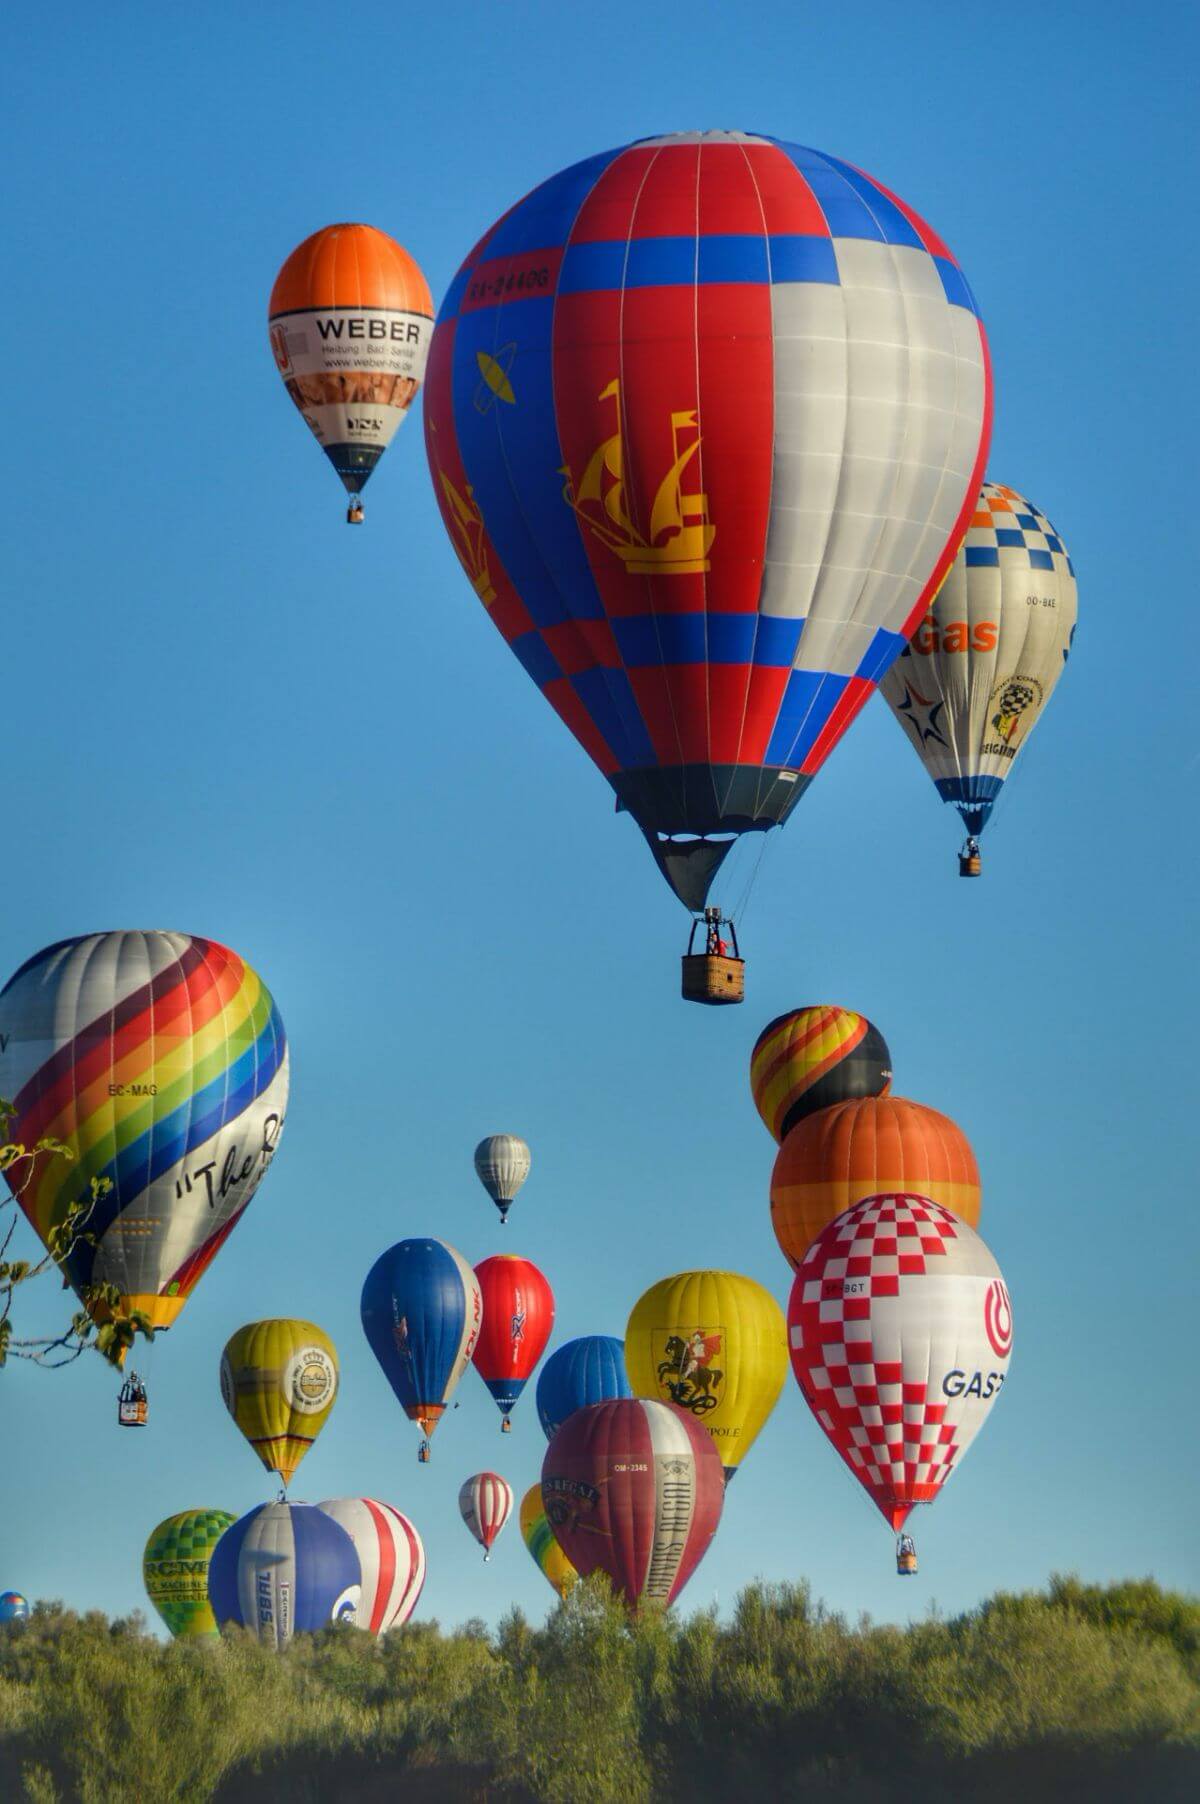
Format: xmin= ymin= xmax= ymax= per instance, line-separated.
xmin=880 ymin=482 xmax=1077 ymax=876
xmin=219 ymin=1319 xmax=339 ymax=1488
xmin=360 ymin=1239 xmax=482 ymax=1461
xmin=519 ymin=1483 xmax=578 ymax=1600
xmin=750 ymin=1006 xmax=892 ymax=1143
xmin=269 ymin=223 xmax=433 ymax=522
xmin=625 ymin=1270 xmax=787 ymax=1481
xmin=425 ymin=132 xmax=991 ymax=998
xmin=0 ymin=934 xmax=288 ymax=1403
xmin=208 ymin=1502 xmax=361 ymax=1649
xmin=535 ymin=1335 xmax=632 ymax=1441
xmin=542 ymin=1399 xmax=723 ymax=1608
xmin=474 ymin=1135 xmax=531 ymax=1225
xmin=459 ymin=1472 xmax=514 ymax=1562
xmin=0 ymin=1593 xmax=29 ymax=1623
xmin=787 ymin=1192 xmax=1012 ymax=1570
xmin=472 ymin=1254 xmax=554 ymax=1431
xmin=316 ymin=1499 xmax=425 ymax=1634
xmin=770 ymin=1096 xmax=980 ymax=1270
xmin=143 ymin=1509 xmax=235 ymax=1640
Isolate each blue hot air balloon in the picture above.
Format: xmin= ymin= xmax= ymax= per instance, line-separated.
xmin=360 ymin=1239 xmax=483 ymax=1461
xmin=0 ymin=1592 xmax=30 ymax=1623
xmin=208 ymin=1502 xmax=360 ymax=1651
xmin=535 ymin=1335 xmax=632 ymax=1441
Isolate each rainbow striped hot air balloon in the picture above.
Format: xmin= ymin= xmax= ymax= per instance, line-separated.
xmin=0 ymin=934 xmax=288 ymax=1338
xmin=519 ymin=1483 xmax=577 ymax=1600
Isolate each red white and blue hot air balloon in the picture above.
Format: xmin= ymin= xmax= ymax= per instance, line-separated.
xmin=316 ymin=1498 xmax=425 ymax=1634
xmin=471 ymin=1254 xmax=554 ymax=1431
xmin=425 ymin=132 xmax=991 ymax=940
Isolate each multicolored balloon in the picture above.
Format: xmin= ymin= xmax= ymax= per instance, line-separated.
xmin=0 ymin=933 xmax=288 ymax=1336
xmin=0 ymin=1593 xmax=30 ymax=1623
xmin=143 ymin=1509 xmax=235 ymax=1640
xmin=750 ymin=1006 xmax=892 ymax=1143
xmin=208 ymin=1502 xmax=360 ymax=1650
xmin=472 ymin=1254 xmax=554 ymax=1430
xmin=360 ymin=1239 xmax=482 ymax=1459
xmin=425 ymin=131 xmax=991 ymax=918
xmin=219 ymin=1319 xmax=339 ymax=1488
xmin=519 ymin=1483 xmax=577 ymax=1600
xmin=269 ymin=223 xmax=433 ymax=520
xmin=770 ymin=1096 xmax=980 ymax=1270
xmin=535 ymin=1335 xmax=632 ymax=1441
xmin=880 ymin=482 xmax=1077 ymax=872
xmin=787 ymin=1193 xmax=1013 ymax=1535
xmin=474 ymin=1135 xmax=531 ymax=1225
xmin=316 ymin=1499 xmax=425 ymax=1634
xmin=625 ymin=1270 xmax=787 ymax=1481
xmin=542 ymin=1399 xmax=724 ymax=1608
xmin=459 ymin=1472 xmax=514 ymax=1562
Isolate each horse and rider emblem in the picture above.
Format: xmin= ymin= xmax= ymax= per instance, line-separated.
xmin=654 ymin=1328 xmax=724 ymax=1415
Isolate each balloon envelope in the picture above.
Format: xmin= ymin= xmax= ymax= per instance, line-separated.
xmin=360 ymin=1239 xmax=482 ymax=1440
xmin=541 ymin=1399 xmax=723 ymax=1608
xmin=220 ymin=1319 xmax=339 ymax=1487
xmin=519 ymin=1483 xmax=578 ymax=1599
xmin=0 ymin=932 xmax=288 ymax=1332
xmin=474 ymin=1135 xmax=531 ymax=1221
xmin=750 ymin=1006 xmax=892 ymax=1143
xmin=770 ymin=1096 xmax=980 ymax=1269
xmin=208 ymin=1502 xmax=360 ymax=1650
xmin=536 ymin=1335 xmax=632 ymax=1441
xmin=625 ymin=1270 xmax=787 ymax=1479
xmin=316 ymin=1498 xmax=425 ymax=1634
xmin=269 ymin=223 xmax=433 ymax=501
xmin=143 ymin=1509 xmax=235 ymax=1640
xmin=880 ymin=482 xmax=1077 ymax=843
xmin=459 ymin=1472 xmax=514 ymax=1557
xmin=787 ymin=1193 xmax=1013 ymax=1529
xmin=472 ymin=1254 xmax=555 ymax=1420
xmin=425 ymin=131 xmax=991 ymax=908
xmin=0 ymin=1593 xmax=29 ymax=1623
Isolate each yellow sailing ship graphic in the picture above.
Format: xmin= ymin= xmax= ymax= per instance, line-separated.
xmin=561 ymin=379 xmax=715 ymax=575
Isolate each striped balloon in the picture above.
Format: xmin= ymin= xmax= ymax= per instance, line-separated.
xmin=360 ymin=1239 xmax=483 ymax=1452
xmin=316 ymin=1498 xmax=425 ymax=1634
xmin=535 ymin=1335 xmax=632 ymax=1441
xmin=0 ymin=933 xmax=288 ymax=1331
xmin=426 ymin=131 xmax=991 ymax=911
xmin=473 ymin=1135 xmax=531 ymax=1223
xmin=458 ymin=1472 xmax=513 ymax=1561
xmin=519 ymin=1483 xmax=577 ymax=1599
xmin=750 ymin=1006 xmax=892 ymax=1143
xmin=208 ymin=1502 xmax=360 ymax=1651
xmin=542 ymin=1399 xmax=723 ymax=1608
xmin=143 ymin=1509 xmax=235 ymax=1640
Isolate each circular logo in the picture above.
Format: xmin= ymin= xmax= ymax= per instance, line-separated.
xmin=219 ymin=1354 xmax=236 ymax=1417
xmin=284 ymin=1346 xmax=337 ymax=1414
xmin=984 ymin=1281 xmax=1013 ymax=1359
xmin=331 ymin=1584 xmax=361 ymax=1625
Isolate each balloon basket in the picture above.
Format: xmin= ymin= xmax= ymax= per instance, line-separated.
xmin=346 ymin=503 xmax=365 ymax=525
xmin=501 ymin=1417 xmax=511 ymax=1433
xmin=681 ymin=954 xmax=745 ymax=1005
xmin=418 ymin=1441 xmax=431 ymax=1464
xmin=117 ymin=1373 xmax=149 ymax=1428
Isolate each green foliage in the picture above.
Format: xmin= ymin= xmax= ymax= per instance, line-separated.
xmin=0 ymin=1579 xmax=1196 ymax=1803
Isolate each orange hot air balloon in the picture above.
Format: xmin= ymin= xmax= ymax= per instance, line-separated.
xmin=269 ymin=224 xmax=433 ymax=523
xmin=769 ymin=1096 xmax=980 ymax=1270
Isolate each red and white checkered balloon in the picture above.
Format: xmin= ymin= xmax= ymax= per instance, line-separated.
xmin=787 ymin=1193 xmax=1012 ymax=1530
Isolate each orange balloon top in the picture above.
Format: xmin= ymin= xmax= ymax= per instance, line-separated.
xmin=269 ymin=223 xmax=433 ymax=318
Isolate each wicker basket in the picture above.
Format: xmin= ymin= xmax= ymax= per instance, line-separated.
xmin=958 ymin=851 xmax=982 ymax=878
xmin=681 ymin=954 xmax=745 ymax=1005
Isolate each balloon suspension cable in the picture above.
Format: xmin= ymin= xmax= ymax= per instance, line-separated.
xmin=730 ymin=829 xmax=772 ymax=926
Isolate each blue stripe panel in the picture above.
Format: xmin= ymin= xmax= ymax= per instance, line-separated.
xmin=361 ymin=1238 xmax=474 ymax=1416
xmin=439 ymin=266 xmax=472 ymax=324
xmin=536 ymin=1335 xmax=632 ymax=1440
xmin=571 ymin=669 xmax=656 ymax=764
xmin=855 ymin=625 xmax=909 ymax=685
xmin=511 ymin=629 xmax=564 ymax=688
xmin=816 ymin=157 xmax=925 ymax=249
xmin=558 ymin=233 xmax=838 ymax=294
xmin=965 ymin=546 xmax=1000 ymax=567
xmin=765 ymin=670 xmax=847 ymax=766
xmin=481 ymin=149 xmax=623 ymax=262
xmin=769 ymin=234 xmax=840 ymax=285
xmin=484 ymin=1375 xmax=526 ymax=1413
xmin=934 ymin=257 xmax=980 ymax=316
xmin=611 ymin=612 xmax=803 ymax=669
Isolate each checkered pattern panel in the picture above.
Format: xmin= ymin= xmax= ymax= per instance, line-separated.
xmin=966 ymin=481 xmax=1075 ymax=578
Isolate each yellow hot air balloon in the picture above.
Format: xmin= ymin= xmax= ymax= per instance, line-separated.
xmin=220 ymin=1319 xmax=338 ymax=1488
xmin=625 ymin=1271 xmax=786 ymax=1481
xmin=519 ymin=1483 xmax=577 ymax=1600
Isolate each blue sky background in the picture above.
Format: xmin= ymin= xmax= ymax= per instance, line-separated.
xmin=2 ymin=0 xmax=1197 ymax=1632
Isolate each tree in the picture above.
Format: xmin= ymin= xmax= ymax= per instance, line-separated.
xmin=0 ymin=1099 xmax=152 ymax=1370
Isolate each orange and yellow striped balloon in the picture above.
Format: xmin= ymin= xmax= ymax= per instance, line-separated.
xmin=750 ymin=1006 xmax=892 ymax=1144
xmin=769 ymin=1095 xmax=980 ymax=1269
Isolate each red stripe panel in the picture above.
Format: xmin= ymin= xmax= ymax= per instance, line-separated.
xmin=542 ymin=679 xmax=620 ymax=776
xmin=800 ymin=676 xmax=875 ymax=775
xmin=743 ymin=143 xmax=831 ymax=236
xmin=567 ymin=144 xmax=660 ymax=242
xmin=365 ymin=1498 xmax=396 ymax=1635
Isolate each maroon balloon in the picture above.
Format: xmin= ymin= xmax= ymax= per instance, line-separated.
xmin=540 ymin=1398 xmax=723 ymax=1607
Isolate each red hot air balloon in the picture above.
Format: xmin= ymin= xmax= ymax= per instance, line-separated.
xmin=541 ymin=1399 xmax=723 ymax=1608
xmin=787 ymin=1193 xmax=1012 ymax=1566
xmin=472 ymin=1254 xmax=555 ymax=1432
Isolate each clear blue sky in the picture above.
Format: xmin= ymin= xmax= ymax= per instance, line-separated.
xmin=3 ymin=0 xmax=1197 ymax=1631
